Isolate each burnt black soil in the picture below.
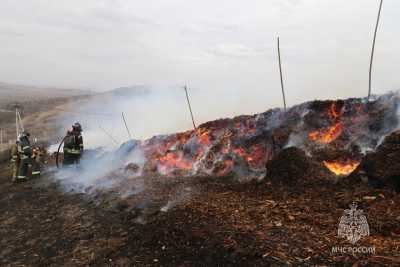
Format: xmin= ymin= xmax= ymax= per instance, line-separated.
xmin=0 ymin=163 xmax=399 ymax=266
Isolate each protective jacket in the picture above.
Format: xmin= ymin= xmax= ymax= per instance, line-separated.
xmin=31 ymin=147 xmax=44 ymax=177
xmin=63 ymin=131 xmax=83 ymax=165
xmin=10 ymin=142 xmax=19 ymax=182
xmin=17 ymin=137 xmax=32 ymax=180
xmin=10 ymin=143 xmax=19 ymax=163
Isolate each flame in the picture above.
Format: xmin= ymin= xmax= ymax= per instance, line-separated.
xmin=309 ymin=103 xmax=344 ymax=144
xmin=217 ymin=159 xmax=234 ymax=176
xmin=308 ymin=122 xmax=343 ymax=144
xmin=328 ymin=103 xmax=340 ymax=119
xmin=159 ymin=152 xmax=192 ymax=170
xmin=233 ymin=147 xmax=248 ymax=158
xmin=232 ymin=145 xmax=266 ymax=167
xmin=323 ymin=159 xmax=360 ymax=176
xmin=197 ymin=129 xmax=211 ymax=146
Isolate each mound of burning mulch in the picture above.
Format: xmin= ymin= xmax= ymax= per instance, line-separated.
xmin=265 ymin=147 xmax=326 ymax=184
xmin=356 ymin=130 xmax=400 ymax=191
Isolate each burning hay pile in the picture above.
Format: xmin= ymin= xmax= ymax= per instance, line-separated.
xmin=55 ymin=92 xmax=400 ymax=195
xmin=115 ymin=92 xmax=399 ymax=183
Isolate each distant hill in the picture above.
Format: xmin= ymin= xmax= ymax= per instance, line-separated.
xmin=0 ymin=82 xmax=90 ymax=105
xmin=101 ymin=85 xmax=151 ymax=98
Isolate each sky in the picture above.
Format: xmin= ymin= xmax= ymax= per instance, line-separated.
xmin=1 ymin=0 xmax=400 ymax=117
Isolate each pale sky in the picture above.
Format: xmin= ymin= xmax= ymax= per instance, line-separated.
xmin=1 ymin=0 xmax=399 ymax=113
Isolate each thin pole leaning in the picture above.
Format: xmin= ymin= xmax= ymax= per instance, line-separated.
xmin=17 ymin=110 xmax=24 ymax=132
xmin=184 ymin=85 xmax=197 ymax=131
xmin=368 ymin=0 xmax=384 ymax=101
xmin=277 ymin=37 xmax=287 ymax=111
xmin=121 ymin=112 xmax=132 ymax=140
xmin=15 ymin=108 xmax=19 ymax=139
xmin=99 ymin=126 xmax=119 ymax=146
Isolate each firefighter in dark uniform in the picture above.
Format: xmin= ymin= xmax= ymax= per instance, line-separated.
xmin=17 ymin=131 xmax=32 ymax=181
xmin=31 ymin=146 xmax=44 ymax=178
xmin=10 ymin=140 xmax=20 ymax=182
xmin=63 ymin=122 xmax=83 ymax=166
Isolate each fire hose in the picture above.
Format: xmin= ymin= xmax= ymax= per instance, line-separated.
xmin=55 ymin=135 xmax=69 ymax=168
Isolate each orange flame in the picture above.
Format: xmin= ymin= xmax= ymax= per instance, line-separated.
xmin=197 ymin=130 xmax=211 ymax=146
xmin=159 ymin=152 xmax=192 ymax=170
xmin=309 ymin=103 xmax=344 ymax=144
xmin=323 ymin=159 xmax=360 ymax=176
xmin=308 ymin=122 xmax=343 ymax=144
xmin=232 ymin=145 xmax=266 ymax=167
xmin=328 ymin=103 xmax=340 ymax=119
xmin=218 ymin=159 xmax=234 ymax=176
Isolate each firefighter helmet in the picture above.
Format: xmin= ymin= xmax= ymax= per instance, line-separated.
xmin=72 ymin=122 xmax=82 ymax=132
xmin=18 ymin=131 xmax=30 ymax=140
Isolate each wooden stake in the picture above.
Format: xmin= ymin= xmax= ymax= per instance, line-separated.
xmin=368 ymin=0 xmax=384 ymax=101
xmin=99 ymin=126 xmax=119 ymax=146
xmin=15 ymin=108 xmax=19 ymax=139
xmin=17 ymin=110 xmax=24 ymax=132
xmin=184 ymin=85 xmax=197 ymax=131
xmin=121 ymin=112 xmax=132 ymax=140
xmin=277 ymin=37 xmax=287 ymax=111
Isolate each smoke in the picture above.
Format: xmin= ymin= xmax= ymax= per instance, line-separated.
xmin=54 ymin=85 xmax=276 ymax=151
xmin=160 ymin=186 xmax=192 ymax=212
xmin=51 ymin=86 xmax=223 ymax=213
xmin=54 ymin=140 xmax=145 ymax=195
xmin=397 ymin=97 xmax=400 ymax=130
xmin=49 ymin=88 xmax=400 ymax=214
xmin=284 ymin=91 xmax=400 ymax=155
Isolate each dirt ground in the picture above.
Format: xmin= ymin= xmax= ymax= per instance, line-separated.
xmin=0 ymin=162 xmax=399 ymax=267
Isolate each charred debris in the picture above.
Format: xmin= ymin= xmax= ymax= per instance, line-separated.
xmin=74 ymin=92 xmax=400 ymax=192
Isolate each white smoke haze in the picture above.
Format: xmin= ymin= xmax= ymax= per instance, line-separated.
xmin=283 ymin=92 xmax=400 ymax=154
xmin=48 ymin=88 xmax=400 ymax=213
xmin=54 ymin=140 xmax=145 ymax=195
xmin=397 ymin=98 xmax=400 ymax=130
xmin=56 ymin=85 xmax=282 ymax=150
xmin=160 ymin=186 xmax=192 ymax=212
xmin=51 ymin=86 xmax=222 ymax=209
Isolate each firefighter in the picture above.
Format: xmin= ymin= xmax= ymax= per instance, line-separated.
xmin=17 ymin=131 xmax=32 ymax=181
xmin=63 ymin=122 xmax=83 ymax=166
xmin=10 ymin=140 xmax=20 ymax=182
xmin=31 ymin=146 xmax=44 ymax=178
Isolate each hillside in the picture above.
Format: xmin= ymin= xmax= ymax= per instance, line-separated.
xmin=1 ymin=93 xmax=400 ymax=265
xmin=0 ymin=82 xmax=91 ymax=148
xmin=0 ymin=82 xmax=90 ymax=105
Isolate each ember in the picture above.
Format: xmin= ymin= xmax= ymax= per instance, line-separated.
xmin=328 ymin=102 xmax=341 ymax=119
xmin=120 ymin=93 xmax=399 ymax=179
xmin=308 ymin=103 xmax=344 ymax=144
xmin=159 ymin=152 xmax=192 ymax=172
xmin=308 ymin=122 xmax=343 ymax=144
xmin=323 ymin=159 xmax=360 ymax=176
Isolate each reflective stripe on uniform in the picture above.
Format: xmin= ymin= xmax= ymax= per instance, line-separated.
xmin=32 ymin=171 xmax=41 ymax=175
xmin=20 ymin=155 xmax=29 ymax=159
xmin=17 ymin=176 xmax=26 ymax=179
xmin=65 ymin=149 xmax=81 ymax=154
xmin=23 ymin=146 xmax=30 ymax=150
